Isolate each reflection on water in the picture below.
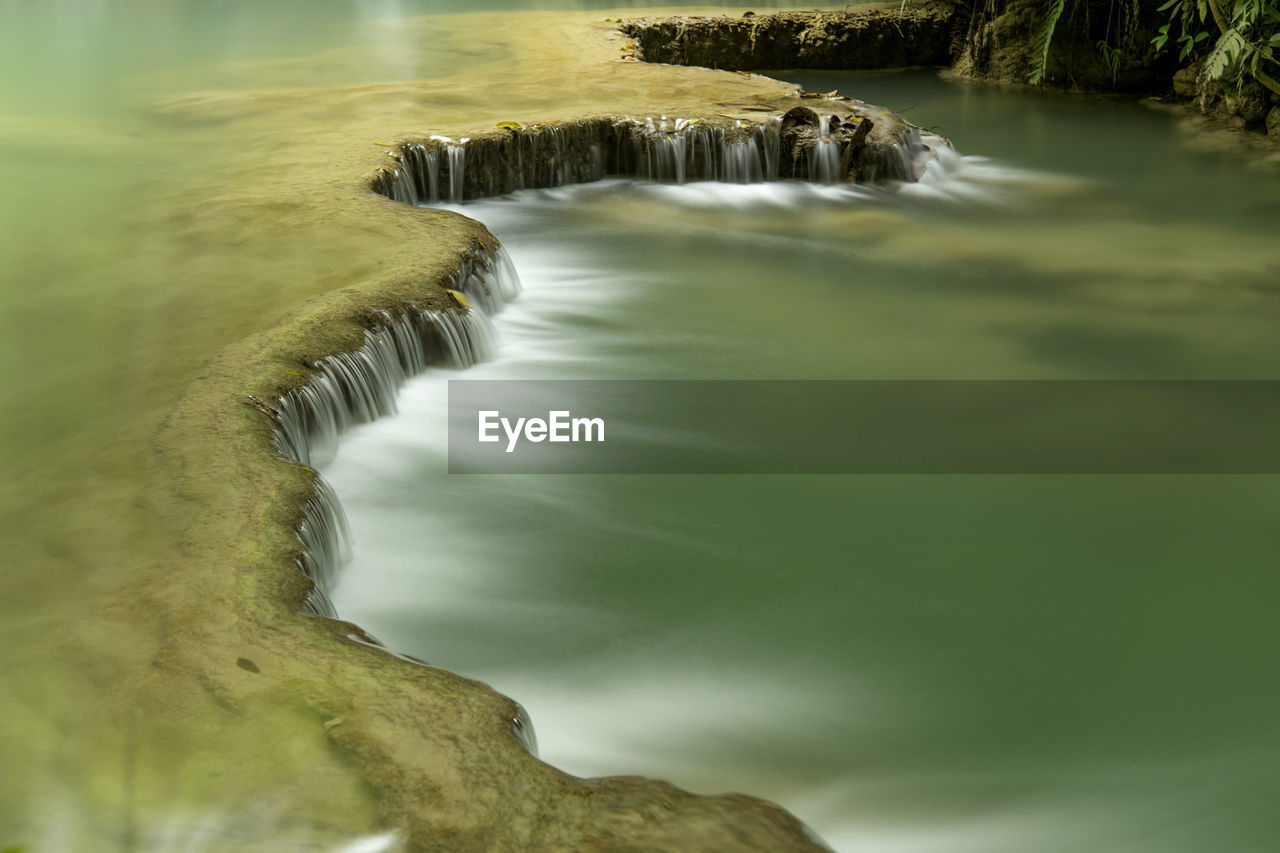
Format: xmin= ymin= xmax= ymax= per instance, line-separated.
xmin=327 ymin=74 xmax=1280 ymax=851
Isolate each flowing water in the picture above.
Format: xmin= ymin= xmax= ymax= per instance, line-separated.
xmin=325 ymin=72 xmax=1280 ymax=851
xmin=4 ymin=0 xmax=1280 ymax=849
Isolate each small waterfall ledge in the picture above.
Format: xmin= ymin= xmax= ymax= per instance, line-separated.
xmin=371 ymin=108 xmax=944 ymax=204
xmin=241 ymin=95 xmax=939 ymax=852
xmin=132 ymin=21 xmax=923 ymax=848
xmin=271 ymin=245 xmax=521 ymax=621
xmin=210 ymin=214 xmax=828 ymax=847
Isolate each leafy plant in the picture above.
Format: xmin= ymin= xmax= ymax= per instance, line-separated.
xmin=1096 ymin=40 xmax=1124 ymax=84
xmin=1152 ymin=0 xmax=1280 ymax=94
xmin=1024 ymin=0 xmax=1278 ymax=93
xmin=1030 ymin=0 xmax=1068 ymax=85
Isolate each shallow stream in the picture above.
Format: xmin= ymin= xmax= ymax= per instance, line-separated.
xmin=4 ymin=1 xmax=1280 ymax=849
xmin=326 ymin=70 xmax=1280 ymax=851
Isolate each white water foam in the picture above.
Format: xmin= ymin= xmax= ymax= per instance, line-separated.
xmin=321 ymin=151 xmax=1062 ymax=846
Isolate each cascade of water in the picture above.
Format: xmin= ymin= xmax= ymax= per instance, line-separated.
xmin=631 ymin=117 xmax=785 ymax=185
xmin=638 ymin=117 xmax=689 ymax=184
xmin=271 ymin=247 xmax=521 ymax=609
xmin=405 ymin=143 xmax=440 ymax=203
xmin=457 ymin=247 xmax=523 ymax=316
xmin=296 ymin=477 xmax=351 ymax=617
xmin=899 ymin=128 xmax=937 ymax=182
xmin=273 ymin=252 xmax=518 ymax=468
xmin=385 ymin=166 xmax=417 ymax=205
xmin=446 ymin=142 xmax=466 ymax=202
xmin=588 ymin=142 xmax=604 ymax=181
xmin=378 ymin=113 xmax=935 ymax=203
xmin=760 ymin=115 xmax=782 ymax=181
xmin=720 ymin=140 xmax=761 ymax=183
xmin=852 ymin=124 xmax=939 ymax=183
xmin=808 ymin=118 xmax=843 ymax=185
xmin=688 ymin=126 xmax=719 ymax=181
xmin=915 ymin=132 xmax=964 ymax=184
xmin=547 ymin=125 xmax=568 ymax=186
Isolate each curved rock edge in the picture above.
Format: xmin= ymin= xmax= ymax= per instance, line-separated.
xmin=161 ymin=92 xmax=937 ymax=850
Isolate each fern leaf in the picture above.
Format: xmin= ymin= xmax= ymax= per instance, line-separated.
xmin=1029 ymin=0 xmax=1067 ymax=85
xmin=1202 ymin=27 xmax=1246 ymax=81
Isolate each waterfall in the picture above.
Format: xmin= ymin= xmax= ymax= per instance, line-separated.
xmin=446 ymin=142 xmax=466 ymax=203
xmin=636 ymin=117 xmax=688 ymax=184
xmin=630 ymin=117 xmax=781 ymax=185
xmin=546 ymin=126 xmax=569 ymax=186
xmin=761 ymin=115 xmax=781 ymax=182
xmin=808 ymin=119 xmax=843 ymax=185
xmin=297 ymin=478 xmax=350 ymax=618
xmin=458 ymin=246 xmax=523 ymax=315
xmin=405 ymin=143 xmax=440 ymax=204
xmin=721 ymin=138 xmax=763 ymax=183
xmin=272 ymin=247 xmax=521 ymax=610
xmin=273 ymin=251 xmax=517 ymax=467
xmin=385 ymin=166 xmax=417 ymax=205
xmin=373 ymin=113 xmax=940 ymax=202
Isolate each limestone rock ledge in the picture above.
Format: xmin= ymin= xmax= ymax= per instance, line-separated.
xmin=155 ymin=217 xmax=832 ymax=851
xmin=619 ymin=6 xmax=955 ymax=72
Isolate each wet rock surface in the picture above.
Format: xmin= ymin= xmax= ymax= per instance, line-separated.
xmin=619 ymin=6 xmax=955 ymax=72
xmin=372 ymin=102 xmax=935 ymax=207
xmin=616 ymin=2 xmax=1277 ymax=150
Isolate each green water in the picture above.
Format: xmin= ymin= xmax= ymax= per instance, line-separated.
xmin=4 ymin=0 xmax=1280 ymax=848
xmin=326 ymin=72 xmax=1280 ymax=850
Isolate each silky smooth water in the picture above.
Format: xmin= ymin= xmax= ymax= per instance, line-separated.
xmin=0 ymin=2 xmax=893 ymax=847
xmin=4 ymin=0 xmax=1280 ymax=846
xmin=326 ymin=72 xmax=1280 ymax=851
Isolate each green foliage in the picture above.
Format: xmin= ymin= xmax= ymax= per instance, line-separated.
xmin=1030 ymin=0 xmax=1068 ymax=85
xmin=1025 ymin=0 xmax=1142 ymax=87
xmin=1024 ymin=0 xmax=1278 ymax=92
xmin=1096 ymin=40 xmax=1123 ymax=84
xmin=1152 ymin=0 xmax=1280 ymax=94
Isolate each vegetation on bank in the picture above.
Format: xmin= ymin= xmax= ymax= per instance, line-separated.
xmin=950 ymin=0 xmax=1278 ymax=87
xmin=942 ymin=0 xmax=1280 ymax=137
